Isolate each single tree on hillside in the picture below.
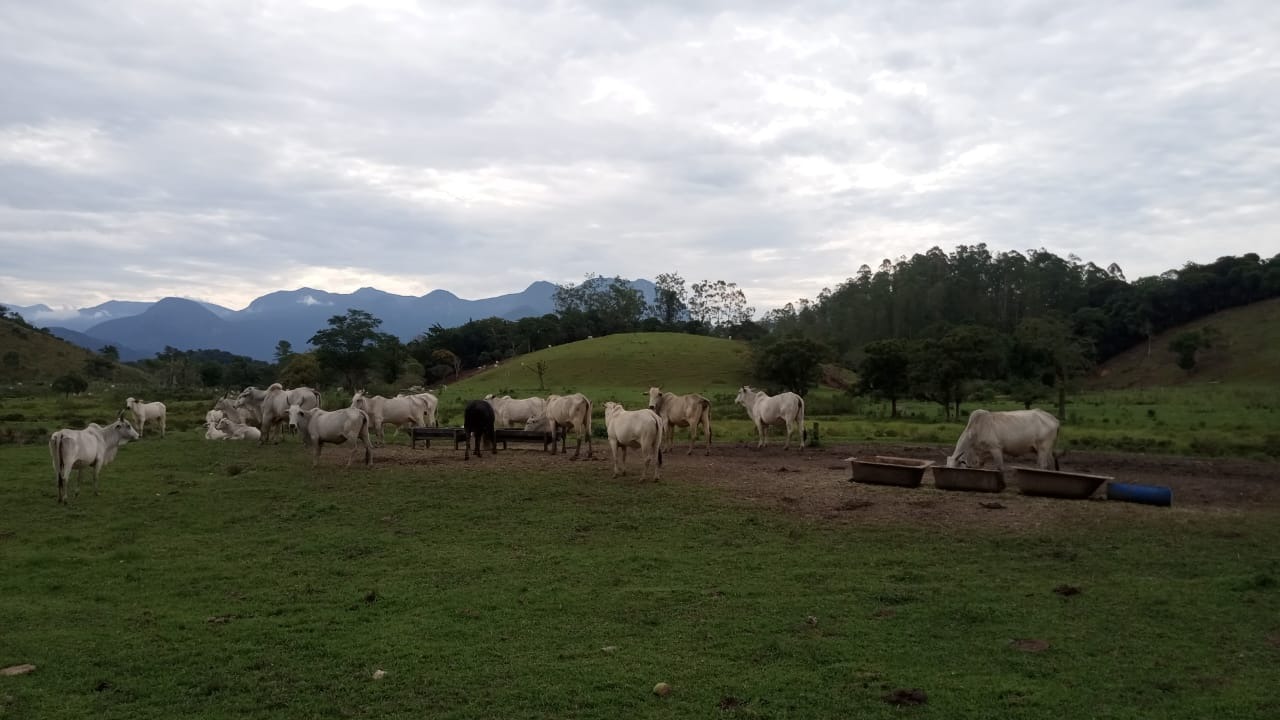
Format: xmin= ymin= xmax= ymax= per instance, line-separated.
xmin=52 ymin=373 xmax=88 ymax=397
xmin=753 ymin=336 xmax=829 ymax=397
xmin=856 ymin=338 xmax=913 ymax=417
xmin=309 ymin=309 xmax=384 ymax=391
xmin=1169 ymin=326 xmax=1222 ymax=373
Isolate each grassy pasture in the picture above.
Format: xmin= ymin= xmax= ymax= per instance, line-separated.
xmin=2 ymin=433 xmax=1278 ymax=719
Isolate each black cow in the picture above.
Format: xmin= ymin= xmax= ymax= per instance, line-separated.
xmin=463 ymin=400 xmax=497 ymax=459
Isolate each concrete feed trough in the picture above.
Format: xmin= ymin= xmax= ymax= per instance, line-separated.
xmin=847 ymin=456 xmax=932 ymax=488
xmin=932 ymin=466 xmax=1006 ymax=493
xmin=1014 ymin=467 xmax=1112 ymax=499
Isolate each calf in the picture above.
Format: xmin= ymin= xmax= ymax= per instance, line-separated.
xmin=463 ymin=400 xmax=497 ymax=460
xmin=125 ymin=397 xmax=167 ymax=438
xmin=49 ymin=413 xmax=141 ymax=503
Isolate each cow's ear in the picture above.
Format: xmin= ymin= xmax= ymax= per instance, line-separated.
xmin=116 ymin=410 xmax=125 ymax=420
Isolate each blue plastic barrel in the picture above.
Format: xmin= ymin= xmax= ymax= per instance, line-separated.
xmin=1106 ymin=482 xmax=1172 ymax=507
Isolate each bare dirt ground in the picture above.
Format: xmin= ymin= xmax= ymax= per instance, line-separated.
xmin=374 ymin=438 xmax=1280 ymax=531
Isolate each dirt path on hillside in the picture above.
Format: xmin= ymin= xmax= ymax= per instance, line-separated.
xmin=375 ymin=439 xmax=1280 ymax=530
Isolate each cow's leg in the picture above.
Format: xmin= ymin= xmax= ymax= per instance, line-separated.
xmin=756 ymin=420 xmax=766 ymax=448
xmin=1036 ymin=443 xmax=1053 ymax=470
xmin=314 ymin=441 xmax=323 ymax=467
xmin=610 ymin=438 xmax=621 ymax=477
xmin=160 ymin=415 xmax=166 ymax=438
xmin=991 ymin=447 xmax=1006 ymax=472
xmin=92 ymin=463 xmax=102 ymax=495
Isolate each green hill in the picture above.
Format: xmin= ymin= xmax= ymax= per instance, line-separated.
xmin=1092 ymin=297 xmax=1280 ymax=389
xmin=438 ymin=332 xmax=753 ymax=404
xmin=0 ymin=317 xmax=147 ymax=387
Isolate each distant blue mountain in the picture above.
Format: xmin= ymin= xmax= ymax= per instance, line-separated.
xmin=9 ymin=279 xmax=654 ymax=361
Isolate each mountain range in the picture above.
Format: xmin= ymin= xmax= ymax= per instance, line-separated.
xmin=4 ymin=280 xmax=656 ymax=362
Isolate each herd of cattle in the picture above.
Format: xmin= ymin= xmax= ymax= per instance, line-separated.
xmin=46 ymin=382 xmax=1062 ymax=503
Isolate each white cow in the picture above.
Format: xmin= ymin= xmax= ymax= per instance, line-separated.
xmin=603 ymin=402 xmax=664 ymax=481
xmin=210 ymin=396 xmax=252 ymax=427
xmin=406 ymin=391 xmax=439 ymax=427
xmin=125 ymin=397 xmax=167 ymax=438
xmin=947 ymin=409 xmax=1061 ymax=471
xmin=216 ymin=416 xmax=262 ymax=442
xmin=48 ymin=413 xmax=140 ymax=503
xmin=734 ymin=386 xmax=806 ymax=450
xmin=204 ymin=412 xmax=230 ymax=440
xmin=287 ymin=404 xmax=374 ymax=467
xmin=351 ymin=390 xmax=425 ymax=444
xmin=485 ymin=394 xmax=547 ymax=428
xmin=237 ymin=384 xmax=321 ymax=443
xmin=524 ymin=393 xmax=594 ymax=459
xmin=646 ymin=387 xmax=712 ymax=455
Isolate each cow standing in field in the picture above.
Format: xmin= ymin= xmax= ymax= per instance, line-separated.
xmin=646 ymin=387 xmax=711 ymax=455
xmin=524 ymin=393 xmax=594 ymax=459
xmin=287 ymin=404 xmax=373 ymax=467
xmin=603 ymin=402 xmax=664 ymax=481
xmin=125 ymin=397 xmax=167 ymax=438
xmin=236 ymin=384 xmax=321 ymax=444
xmin=484 ymin=394 xmax=546 ymax=428
xmin=405 ymin=391 xmax=439 ymax=428
xmin=734 ymin=386 xmax=806 ymax=450
xmin=947 ymin=409 xmax=1061 ymax=471
xmin=48 ymin=413 xmax=140 ymax=503
xmin=463 ymin=399 xmax=497 ymax=459
xmin=351 ymin=390 xmax=426 ymax=445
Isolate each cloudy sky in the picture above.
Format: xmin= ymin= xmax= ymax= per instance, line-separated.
xmin=1 ymin=0 xmax=1277 ymax=313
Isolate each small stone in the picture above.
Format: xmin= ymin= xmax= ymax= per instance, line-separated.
xmin=653 ymin=682 xmax=672 ymax=697
xmin=601 ymin=646 xmax=619 ymax=653
xmin=372 ymin=669 xmax=387 ymax=680
xmin=0 ymin=665 xmax=35 ymax=677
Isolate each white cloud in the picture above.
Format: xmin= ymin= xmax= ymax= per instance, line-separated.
xmin=0 ymin=0 xmax=1277 ymax=313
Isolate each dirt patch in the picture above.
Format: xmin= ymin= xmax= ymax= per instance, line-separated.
xmin=367 ymin=440 xmax=1280 ymax=530
xmin=1266 ymin=633 xmax=1280 ymax=649
xmin=882 ymin=688 xmax=928 ymax=706
xmin=1053 ymin=585 xmax=1083 ymax=597
xmin=718 ymin=696 xmax=746 ymax=710
xmin=1011 ymin=638 xmax=1051 ymax=653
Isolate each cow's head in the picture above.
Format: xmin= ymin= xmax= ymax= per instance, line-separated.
xmin=286 ymin=403 xmax=305 ymax=429
xmin=646 ymin=387 xmax=663 ymax=411
xmin=734 ymin=386 xmax=752 ymax=406
xmin=112 ymin=414 xmax=141 ymax=442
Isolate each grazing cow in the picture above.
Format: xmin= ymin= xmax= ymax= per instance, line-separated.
xmin=646 ymin=387 xmax=712 ymax=455
xmin=484 ymin=394 xmax=547 ymax=428
xmin=216 ymin=416 xmax=262 ymax=441
xmin=734 ymin=386 xmax=806 ymax=450
xmin=463 ymin=399 xmax=497 ymax=460
xmin=351 ymin=390 xmax=426 ymax=444
xmin=48 ymin=413 xmax=140 ymax=503
xmin=603 ymin=402 xmax=664 ymax=481
xmin=524 ymin=393 xmax=594 ymax=459
xmin=237 ymin=384 xmax=321 ymax=443
xmin=947 ymin=409 xmax=1061 ymax=471
xmin=125 ymin=397 xmax=167 ymax=438
xmin=287 ymin=404 xmax=373 ymax=467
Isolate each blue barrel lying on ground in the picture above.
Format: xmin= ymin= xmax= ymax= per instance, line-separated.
xmin=1106 ymin=482 xmax=1172 ymax=507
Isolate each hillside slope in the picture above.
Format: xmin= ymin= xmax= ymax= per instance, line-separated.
xmin=0 ymin=317 xmax=145 ymax=385
xmin=440 ymin=333 xmax=753 ymax=402
xmin=1093 ymin=297 xmax=1280 ymax=388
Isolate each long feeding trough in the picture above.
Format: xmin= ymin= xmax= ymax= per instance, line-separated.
xmin=1014 ymin=467 xmax=1112 ymax=499
xmin=847 ymin=456 xmax=932 ymax=488
xmin=932 ymin=466 xmax=1006 ymax=493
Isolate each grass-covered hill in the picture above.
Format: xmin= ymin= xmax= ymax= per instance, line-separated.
xmin=1092 ymin=297 xmax=1280 ymax=389
xmin=437 ymin=332 xmax=753 ymax=407
xmin=0 ymin=317 xmax=147 ymax=386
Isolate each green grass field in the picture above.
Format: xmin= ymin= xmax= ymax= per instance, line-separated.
xmin=2 ymin=433 xmax=1277 ymax=719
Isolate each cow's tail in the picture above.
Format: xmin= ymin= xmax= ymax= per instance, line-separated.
xmin=313 ymin=388 xmax=323 ymax=410
xmin=656 ymin=414 xmax=665 ymax=467
xmin=700 ymin=397 xmax=712 ymax=450
xmin=359 ymin=410 xmax=374 ymax=466
xmin=798 ymin=396 xmax=807 ymax=447
xmin=50 ymin=432 xmax=66 ymax=503
xmin=1053 ymin=448 xmax=1066 ymax=471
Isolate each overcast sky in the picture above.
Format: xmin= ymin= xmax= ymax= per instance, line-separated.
xmin=1 ymin=0 xmax=1277 ymax=313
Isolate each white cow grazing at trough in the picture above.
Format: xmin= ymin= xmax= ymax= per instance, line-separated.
xmin=236 ymin=384 xmax=321 ymax=443
xmin=484 ymin=394 xmax=546 ymax=428
xmin=646 ymin=387 xmax=712 ymax=455
xmin=405 ymin=391 xmax=439 ymax=427
xmin=125 ymin=397 xmax=167 ymax=438
xmin=947 ymin=408 xmax=1061 ymax=471
xmin=524 ymin=392 xmax=594 ymax=459
xmin=734 ymin=386 xmax=806 ymax=450
xmin=287 ymin=404 xmax=374 ymax=467
xmin=216 ymin=416 xmax=262 ymax=441
xmin=350 ymin=390 xmax=426 ymax=444
xmin=48 ymin=413 xmax=140 ymax=503
xmin=603 ymin=402 xmax=665 ymax=481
